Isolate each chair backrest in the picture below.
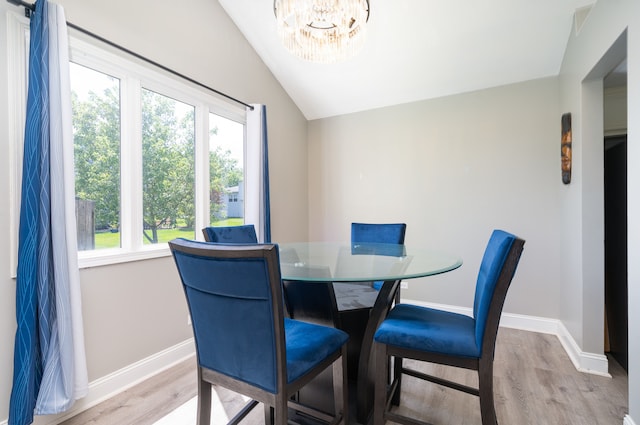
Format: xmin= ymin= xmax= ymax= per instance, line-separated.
xmin=350 ymin=223 xmax=407 ymax=291
xmin=169 ymin=238 xmax=285 ymax=394
xmin=472 ymin=230 xmax=525 ymax=356
xmin=202 ymin=224 xmax=258 ymax=243
xmin=351 ymin=222 xmax=407 ymax=245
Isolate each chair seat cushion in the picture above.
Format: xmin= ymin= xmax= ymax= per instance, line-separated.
xmin=285 ymin=318 xmax=349 ymax=383
xmin=374 ymin=304 xmax=480 ymax=358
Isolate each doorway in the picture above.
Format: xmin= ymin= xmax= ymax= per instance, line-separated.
xmin=604 ymin=134 xmax=628 ymax=372
xmin=603 ymin=61 xmax=628 ymax=373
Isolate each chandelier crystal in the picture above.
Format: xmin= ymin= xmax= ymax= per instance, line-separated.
xmin=274 ymin=0 xmax=370 ymax=64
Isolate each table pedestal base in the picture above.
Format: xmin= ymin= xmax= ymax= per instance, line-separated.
xmin=287 ymin=280 xmax=401 ymax=424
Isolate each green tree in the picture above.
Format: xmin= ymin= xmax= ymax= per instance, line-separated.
xmin=72 ymin=87 xmax=121 ymax=230
xmin=141 ymin=89 xmax=195 ymax=244
xmin=73 ymin=82 xmax=243 ymax=245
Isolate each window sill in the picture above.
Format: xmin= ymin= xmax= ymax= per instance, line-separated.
xmin=78 ymin=245 xmax=172 ymax=269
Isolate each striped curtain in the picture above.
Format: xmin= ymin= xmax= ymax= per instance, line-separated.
xmin=245 ymin=104 xmax=271 ymax=243
xmin=9 ymin=1 xmax=88 ymax=424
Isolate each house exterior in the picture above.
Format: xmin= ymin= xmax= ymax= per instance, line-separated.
xmin=222 ymin=182 xmax=244 ymax=219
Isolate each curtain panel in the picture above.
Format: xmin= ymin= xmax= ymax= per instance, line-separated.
xmin=10 ymin=1 xmax=88 ymax=424
xmin=245 ymin=104 xmax=271 ymax=243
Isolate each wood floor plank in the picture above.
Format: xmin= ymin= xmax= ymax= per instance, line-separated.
xmin=60 ymin=359 xmax=197 ymax=425
xmin=59 ymin=328 xmax=628 ymax=425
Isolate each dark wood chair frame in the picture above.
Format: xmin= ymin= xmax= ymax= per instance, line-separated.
xmin=170 ymin=242 xmax=349 ymax=425
xmin=373 ymin=237 xmax=525 ymax=425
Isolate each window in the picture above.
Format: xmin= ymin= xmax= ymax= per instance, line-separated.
xmin=141 ymin=89 xmax=195 ymax=245
xmin=70 ymin=63 xmax=122 ymax=250
xmin=8 ymin=13 xmax=248 ymax=269
xmin=209 ymin=114 xmax=245 ymax=226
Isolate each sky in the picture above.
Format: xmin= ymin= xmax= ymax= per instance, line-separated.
xmin=209 ymin=114 xmax=244 ymax=166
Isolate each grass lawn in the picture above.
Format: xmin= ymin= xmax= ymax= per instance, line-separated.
xmin=94 ymin=218 xmax=245 ymax=249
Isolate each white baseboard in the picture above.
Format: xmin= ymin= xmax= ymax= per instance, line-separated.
xmin=404 ymin=299 xmax=610 ymax=377
xmin=554 ymin=320 xmax=610 ymax=377
xmin=624 ymin=414 xmax=638 ymax=425
xmin=0 ymin=338 xmax=196 ymax=425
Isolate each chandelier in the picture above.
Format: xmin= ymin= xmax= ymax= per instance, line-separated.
xmin=273 ymin=0 xmax=370 ymax=64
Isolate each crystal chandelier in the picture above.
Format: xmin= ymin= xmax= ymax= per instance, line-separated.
xmin=274 ymin=0 xmax=370 ymax=64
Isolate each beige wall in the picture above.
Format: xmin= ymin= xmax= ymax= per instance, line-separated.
xmin=604 ymin=86 xmax=628 ymax=136
xmin=308 ymin=77 xmax=563 ymax=318
xmin=558 ymin=0 xmax=639 ymax=421
xmin=0 ymin=0 xmax=308 ymax=423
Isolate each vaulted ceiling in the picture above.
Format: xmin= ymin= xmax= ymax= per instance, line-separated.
xmin=219 ymin=0 xmax=596 ymax=120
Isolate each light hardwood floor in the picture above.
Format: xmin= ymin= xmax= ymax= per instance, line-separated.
xmin=60 ymin=328 xmax=628 ymax=425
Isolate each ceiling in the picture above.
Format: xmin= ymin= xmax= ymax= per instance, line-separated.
xmin=219 ymin=0 xmax=596 ymax=120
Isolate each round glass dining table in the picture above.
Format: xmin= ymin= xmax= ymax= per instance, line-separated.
xmin=278 ymin=242 xmax=462 ymax=424
xmin=279 ymin=242 xmax=462 ymax=282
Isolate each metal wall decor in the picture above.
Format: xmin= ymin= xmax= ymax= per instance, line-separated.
xmin=561 ymin=113 xmax=572 ymax=184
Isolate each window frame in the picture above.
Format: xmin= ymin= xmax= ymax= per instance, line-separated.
xmin=8 ymin=12 xmax=248 ymax=271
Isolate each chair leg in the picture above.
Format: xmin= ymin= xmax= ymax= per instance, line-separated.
xmin=478 ymin=359 xmax=498 ymax=425
xmin=373 ymin=342 xmax=389 ymax=425
xmin=390 ymin=356 xmax=402 ymax=406
xmin=197 ymin=371 xmax=211 ymax=425
xmin=263 ymin=405 xmax=273 ymax=425
xmin=274 ymin=396 xmax=288 ymax=425
xmin=332 ymin=345 xmax=349 ymax=424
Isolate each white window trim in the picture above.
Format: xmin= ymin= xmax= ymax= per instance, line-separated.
xmin=7 ymin=12 xmax=248 ymax=272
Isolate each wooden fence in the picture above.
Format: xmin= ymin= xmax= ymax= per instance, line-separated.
xmin=76 ymin=198 xmax=95 ymax=251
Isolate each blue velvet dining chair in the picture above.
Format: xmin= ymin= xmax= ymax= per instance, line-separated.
xmin=202 ymin=224 xmax=258 ymax=243
xmin=350 ymin=222 xmax=407 ymax=291
xmin=351 ymin=222 xmax=407 ymax=246
xmin=169 ymin=239 xmax=349 ymax=425
xmin=373 ymin=229 xmax=525 ymax=425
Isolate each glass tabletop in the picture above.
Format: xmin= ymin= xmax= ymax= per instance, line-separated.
xmin=279 ymin=242 xmax=462 ymax=282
